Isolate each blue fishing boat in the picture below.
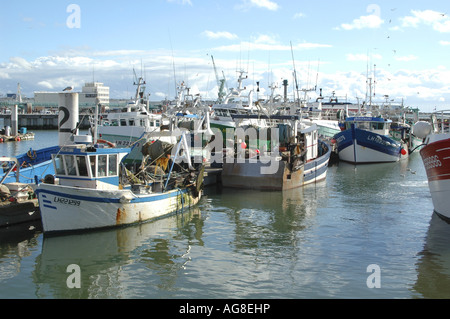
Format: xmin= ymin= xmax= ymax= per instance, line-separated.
xmin=1 ymin=145 xmax=60 ymax=185
xmin=334 ymin=116 xmax=408 ymax=164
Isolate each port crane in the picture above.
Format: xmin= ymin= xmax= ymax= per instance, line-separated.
xmin=211 ymin=55 xmax=227 ymax=103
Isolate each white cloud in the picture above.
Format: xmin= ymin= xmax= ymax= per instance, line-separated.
xmin=37 ymin=81 xmax=54 ymax=89
xmin=214 ymin=40 xmax=331 ymax=52
xmin=400 ymin=10 xmax=450 ymax=33
xmin=202 ymin=30 xmax=238 ymax=40
xmin=440 ymin=40 xmax=450 ymax=46
xmin=253 ymin=34 xmax=278 ymax=44
xmin=9 ymin=57 xmax=33 ymax=69
xmin=1 ymin=49 xmax=450 ymax=112
xmin=337 ymin=14 xmax=384 ymax=30
xmin=236 ymin=0 xmax=279 ymax=11
xmin=293 ymin=12 xmax=305 ymax=19
xmin=346 ymin=53 xmax=382 ymax=62
xmin=166 ymin=0 xmax=192 ymax=6
xmin=394 ymin=55 xmax=418 ymax=62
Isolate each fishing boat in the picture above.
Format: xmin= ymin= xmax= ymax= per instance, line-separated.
xmin=333 ymin=116 xmax=408 ymax=164
xmin=415 ymin=111 xmax=450 ymax=221
xmin=210 ymin=70 xmax=268 ymax=139
xmin=36 ymin=132 xmax=204 ymax=234
xmin=93 ymin=75 xmax=163 ymax=160
xmin=0 ymin=157 xmax=41 ymax=227
xmin=221 ymin=115 xmax=331 ymax=190
xmin=1 ymin=146 xmax=59 ymax=185
xmin=95 ymin=79 xmax=212 ymax=165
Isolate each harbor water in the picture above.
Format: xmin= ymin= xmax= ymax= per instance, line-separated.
xmin=0 ymin=130 xmax=449 ymax=299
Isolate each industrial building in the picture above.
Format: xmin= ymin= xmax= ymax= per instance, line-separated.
xmin=34 ymin=82 xmax=110 ymax=109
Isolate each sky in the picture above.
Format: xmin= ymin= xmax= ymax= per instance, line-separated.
xmin=1 ymin=0 xmax=449 ymax=112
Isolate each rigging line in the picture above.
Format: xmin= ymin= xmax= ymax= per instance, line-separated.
xmin=168 ymin=28 xmax=177 ymax=98
xmin=290 ymin=41 xmax=300 ymax=108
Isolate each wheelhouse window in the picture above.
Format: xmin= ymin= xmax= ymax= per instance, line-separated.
xmin=53 ymin=154 xmax=119 ymax=178
xmin=64 ymin=155 xmax=77 ymax=176
xmin=90 ymin=155 xmax=97 ymax=177
xmin=76 ymin=156 xmax=89 ymax=177
xmin=98 ymin=155 xmax=107 ymax=177
xmin=108 ymin=154 xmax=118 ymax=176
xmin=54 ymin=155 xmax=65 ymax=175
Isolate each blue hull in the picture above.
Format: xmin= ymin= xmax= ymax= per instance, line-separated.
xmin=304 ymin=140 xmax=332 ymax=184
xmin=334 ymin=127 xmax=403 ymax=163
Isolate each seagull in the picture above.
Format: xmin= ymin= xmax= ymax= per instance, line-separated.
xmin=63 ymin=86 xmax=73 ymax=91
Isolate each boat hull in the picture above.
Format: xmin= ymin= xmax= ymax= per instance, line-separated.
xmin=420 ymin=136 xmax=450 ymax=220
xmin=37 ymin=183 xmax=201 ymax=234
xmin=0 ymin=199 xmax=40 ymax=227
xmin=221 ymin=141 xmax=331 ymax=190
xmin=334 ymin=127 xmax=405 ymax=163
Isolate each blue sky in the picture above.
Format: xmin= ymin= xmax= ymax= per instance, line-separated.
xmin=1 ymin=0 xmax=449 ymax=111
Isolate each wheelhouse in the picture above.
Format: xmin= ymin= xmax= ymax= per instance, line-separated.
xmin=52 ymin=145 xmax=130 ymax=189
xmin=344 ymin=117 xmax=391 ymax=135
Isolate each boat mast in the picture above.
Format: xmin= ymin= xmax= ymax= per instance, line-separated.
xmin=290 ymin=41 xmax=301 ymax=116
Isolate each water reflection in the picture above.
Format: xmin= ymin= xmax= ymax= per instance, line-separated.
xmin=195 ymin=185 xmax=326 ymax=298
xmin=33 ymin=209 xmax=201 ymax=298
xmin=414 ymin=213 xmax=450 ymax=298
xmin=0 ymin=221 xmax=42 ymax=283
xmin=211 ymin=184 xmax=325 ymax=238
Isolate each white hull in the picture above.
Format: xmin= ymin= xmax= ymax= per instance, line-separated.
xmin=38 ymin=183 xmax=201 ymax=234
xmin=338 ymin=141 xmax=402 ymax=163
xmin=420 ymin=131 xmax=450 ymax=221
xmin=428 ymin=179 xmax=450 ymax=220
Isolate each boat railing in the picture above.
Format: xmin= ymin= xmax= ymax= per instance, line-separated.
xmin=431 ymin=110 xmax=450 ymax=134
xmin=1 ymin=157 xmax=19 ymax=184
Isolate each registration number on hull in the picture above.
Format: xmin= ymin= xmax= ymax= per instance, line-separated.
xmin=54 ymin=197 xmax=81 ymax=207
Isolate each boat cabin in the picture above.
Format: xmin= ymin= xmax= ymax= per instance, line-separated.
xmin=300 ymin=124 xmax=319 ymax=162
xmin=52 ymin=145 xmax=131 ymax=190
xmin=344 ymin=117 xmax=391 ymax=136
xmin=212 ymin=104 xmax=256 ymax=120
xmin=100 ymin=114 xmax=161 ymax=129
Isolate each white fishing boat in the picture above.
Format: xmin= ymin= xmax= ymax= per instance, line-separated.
xmin=95 ymin=79 xmax=212 ymax=165
xmin=36 ymin=132 xmax=204 ymax=234
xmin=93 ymin=75 xmax=162 ymax=157
xmin=210 ymin=70 xmax=268 ymax=137
xmin=333 ymin=116 xmax=408 ymax=164
xmin=415 ymin=111 xmax=450 ymax=221
xmin=221 ymin=115 xmax=331 ymax=190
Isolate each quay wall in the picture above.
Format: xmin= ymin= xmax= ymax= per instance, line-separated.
xmin=0 ymin=114 xmax=91 ymax=130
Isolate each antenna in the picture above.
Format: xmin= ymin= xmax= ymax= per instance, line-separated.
xmin=373 ymin=63 xmax=377 ymax=98
xmin=290 ymin=41 xmax=300 ymax=108
xmin=168 ymin=29 xmax=177 ymax=98
xmin=315 ymin=58 xmax=320 ymax=91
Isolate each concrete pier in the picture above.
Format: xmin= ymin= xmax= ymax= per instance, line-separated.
xmin=0 ymin=113 xmax=91 ymax=130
